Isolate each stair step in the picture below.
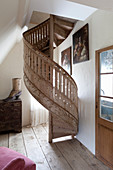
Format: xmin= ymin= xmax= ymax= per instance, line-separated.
xmin=54 ymin=33 xmax=64 ymax=46
xmin=55 ymin=22 xmax=73 ymax=31
xmin=54 ymin=24 xmax=69 ymax=39
xmin=54 ymin=16 xmax=75 ymax=29
xmin=41 ymin=46 xmax=49 ymax=52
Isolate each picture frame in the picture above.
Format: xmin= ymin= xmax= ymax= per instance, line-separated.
xmin=73 ymin=23 xmax=89 ymax=64
xmin=61 ymin=47 xmax=72 ymax=75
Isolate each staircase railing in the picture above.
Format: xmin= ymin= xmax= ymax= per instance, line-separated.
xmin=23 ymin=18 xmax=78 ymax=129
xmin=24 ymin=19 xmax=50 ymax=50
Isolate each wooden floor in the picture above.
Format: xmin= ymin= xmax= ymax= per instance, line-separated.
xmin=0 ymin=124 xmax=110 ymax=170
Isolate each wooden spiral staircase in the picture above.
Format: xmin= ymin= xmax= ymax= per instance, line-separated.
xmin=23 ymin=15 xmax=78 ymax=142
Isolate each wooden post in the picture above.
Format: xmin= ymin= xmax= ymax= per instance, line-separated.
xmin=49 ymin=15 xmax=54 ymax=59
xmin=48 ymin=15 xmax=54 ymax=142
xmin=48 ymin=112 xmax=53 ymax=143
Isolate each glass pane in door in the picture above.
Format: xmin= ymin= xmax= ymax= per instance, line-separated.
xmin=100 ymin=49 xmax=113 ymax=73
xmin=100 ymin=74 xmax=113 ymax=97
xmin=100 ymin=97 xmax=113 ymax=122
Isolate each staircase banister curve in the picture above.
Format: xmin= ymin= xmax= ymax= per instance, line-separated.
xmin=23 ymin=38 xmax=77 ymax=90
xmin=23 ymin=39 xmax=78 ymax=117
xmin=23 ymin=18 xmax=50 ymax=39
xmin=23 ymin=18 xmax=77 ymax=89
xmin=23 ymin=16 xmax=78 ymax=140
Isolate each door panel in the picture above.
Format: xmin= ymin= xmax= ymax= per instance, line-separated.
xmin=98 ymin=125 xmax=113 ymax=165
xmin=95 ymin=46 xmax=113 ymax=169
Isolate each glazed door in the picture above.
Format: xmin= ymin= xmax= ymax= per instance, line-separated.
xmin=95 ymin=46 xmax=113 ymax=168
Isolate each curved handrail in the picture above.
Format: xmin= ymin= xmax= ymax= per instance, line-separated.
xmin=23 ymin=18 xmax=78 ymax=123
xmin=23 ymin=34 xmax=77 ymax=89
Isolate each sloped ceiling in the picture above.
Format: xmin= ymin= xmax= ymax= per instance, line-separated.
xmin=67 ymin=0 xmax=113 ymax=11
xmin=0 ymin=0 xmax=30 ymax=64
xmin=25 ymin=0 xmax=97 ymax=25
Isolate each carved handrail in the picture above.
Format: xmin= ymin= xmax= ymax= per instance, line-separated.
xmin=23 ymin=18 xmax=78 ymax=123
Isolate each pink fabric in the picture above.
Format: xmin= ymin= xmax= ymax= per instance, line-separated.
xmin=3 ymin=158 xmax=25 ymax=170
xmin=0 ymin=147 xmax=36 ymax=170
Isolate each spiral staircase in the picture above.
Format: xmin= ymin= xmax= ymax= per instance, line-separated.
xmin=23 ymin=15 xmax=78 ymax=142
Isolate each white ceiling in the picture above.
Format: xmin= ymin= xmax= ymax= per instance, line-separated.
xmin=67 ymin=0 xmax=113 ymax=11
xmin=19 ymin=0 xmax=113 ymax=27
xmin=25 ymin=0 xmax=97 ymax=25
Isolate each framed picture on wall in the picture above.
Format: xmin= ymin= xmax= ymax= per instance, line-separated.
xmin=73 ymin=23 xmax=89 ymax=64
xmin=61 ymin=46 xmax=72 ymax=75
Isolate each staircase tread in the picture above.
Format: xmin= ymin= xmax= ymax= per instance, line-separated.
xmin=54 ymin=33 xmax=65 ymax=40
xmin=41 ymin=46 xmax=49 ymax=51
xmin=54 ymin=24 xmax=69 ymax=39
xmin=55 ymin=22 xmax=73 ymax=31
xmin=54 ymin=16 xmax=76 ymax=29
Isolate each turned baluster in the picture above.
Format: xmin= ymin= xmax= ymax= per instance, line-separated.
xmin=50 ymin=66 xmax=53 ymax=85
xmin=46 ymin=63 xmax=49 ymax=81
xmin=46 ymin=23 xmax=48 ymax=40
xmin=35 ymin=31 xmax=37 ymax=44
xmin=59 ymin=70 xmax=62 ymax=93
xmin=42 ymin=59 xmax=45 ymax=78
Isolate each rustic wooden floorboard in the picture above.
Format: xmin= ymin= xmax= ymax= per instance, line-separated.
xmin=22 ymin=126 xmax=50 ymax=170
xmin=40 ymin=124 xmax=110 ymax=170
xmin=68 ymin=139 xmax=110 ymax=170
xmin=33 ymin=125 xmax=72 ymax=170
xmin=9 ymin=132 xmax=26 ymax=156
xmin=55 ymin=140 xmax=91 ymax=170
xmin=0 ymin=124 xmax=110 ymax=170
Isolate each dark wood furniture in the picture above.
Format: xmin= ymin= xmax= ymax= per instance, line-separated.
xmin=0 ymin=99 xmax=22 ymax=133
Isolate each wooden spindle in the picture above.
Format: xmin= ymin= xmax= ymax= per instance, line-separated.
xmin=42 ymin=59 xmax=44 ymax=78
xmin=46 ymin=23 xmax=48 ymax=40
xmin=63 ymin=75 xmax=65 ymax=96
xmin=50 ymin=66 xmax=53 ymax=85
xmin=67 ymin=78 xmax=68 ymax=98
xmin=35 ymin=31 xmax=37 ymax=44
xmin=55 ymin=69 xmax=57 ymax=91
xmin=34 ymin=54 xmax=37 ymax=73
xmin=46 ymin=63 xmax=49 ymax=81
xmin=37 ymin=29 xmax=39 ymax=42
xmin=59 ymin=71 xmax=61 ymax=92
xmin=38 ymin=57 xmax=40 ymax=75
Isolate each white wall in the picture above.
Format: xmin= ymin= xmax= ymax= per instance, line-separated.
xmin=0 ymin=41 xmax=31 ymax=126
xmin=0 ymin=0 xmax=19 ymax=64
xmin=0 ymin=0 xmax=30 ymax=65
xmin=57 ymin=10 xmax=113 ymax=154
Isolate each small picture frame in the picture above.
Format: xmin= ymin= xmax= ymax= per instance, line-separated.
xmin=73 ymin=24 xmax=89 ymax=64
xmin=61 ymin=47 xmax=72 ymax=75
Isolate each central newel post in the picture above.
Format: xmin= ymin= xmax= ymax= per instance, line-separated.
xmin=48 ymin=15 xmax=54 ymax=143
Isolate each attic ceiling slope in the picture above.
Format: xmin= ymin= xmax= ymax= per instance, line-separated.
xmin=67 ymin=0 xmax=113 ymax=11
xmin=25 ymin=0 xmax=97 ymax=26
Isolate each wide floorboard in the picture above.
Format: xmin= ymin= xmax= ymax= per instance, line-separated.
xmin=0 ymin=124 xmax=110 ymax=170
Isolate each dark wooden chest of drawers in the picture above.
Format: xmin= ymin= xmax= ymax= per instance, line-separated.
xmin=0 ymin=99 xmax=22 ymax=133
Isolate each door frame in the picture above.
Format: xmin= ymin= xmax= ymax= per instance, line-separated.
xmin=95 ymin=45 xmax=113 ymax=168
